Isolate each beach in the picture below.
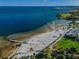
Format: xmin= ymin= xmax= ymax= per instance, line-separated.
xmin=0 ymin=22 xmax=52 ymax=59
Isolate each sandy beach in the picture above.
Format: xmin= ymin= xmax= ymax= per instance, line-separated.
xmin=0 ymin=23 xmax=52 ymax=59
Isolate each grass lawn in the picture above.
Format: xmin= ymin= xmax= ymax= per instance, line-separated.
xmin=58 ymin=13 xmax=72 ymax=19
xmin=56 ymin=38 xmax=79 ymax=52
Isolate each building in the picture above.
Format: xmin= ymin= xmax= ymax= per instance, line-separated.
xmin=65 ymin=28 xmax=79 ymax=36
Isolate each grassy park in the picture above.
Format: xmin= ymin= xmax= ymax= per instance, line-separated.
xmin=56 ymin=38 xmax=79 ymax=52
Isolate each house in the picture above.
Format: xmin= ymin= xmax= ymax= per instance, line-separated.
xmin=65 ymin=28 xmax=79 ymax=36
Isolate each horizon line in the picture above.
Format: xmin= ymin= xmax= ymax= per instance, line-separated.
xmin=0 ymin=5 xmax=79 ymax=6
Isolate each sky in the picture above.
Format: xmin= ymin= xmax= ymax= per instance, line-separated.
xmin=0 ymin=0 xmax=79 ymax=6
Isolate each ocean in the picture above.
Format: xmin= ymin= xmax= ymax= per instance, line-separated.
xmin=0 ymin=6 xmax=77 ymax=35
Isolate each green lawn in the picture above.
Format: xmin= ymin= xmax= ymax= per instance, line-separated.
xmin=58 ymin=13 xmax=72 ymax=19
xmin=56 ymin=38 xmax=79 ymax=52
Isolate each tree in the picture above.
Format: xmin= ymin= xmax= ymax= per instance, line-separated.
xmin=36 ymin=52 xmax=44 ymax=59
xmin=43 ymin=47 xmax=52 ymax=59
xmin=56 ymin=10 xmax=79 ymax=28
xmin=67 ymin=47 xmax=77 ymax=54
xmin=20 ymin=56 xmax=27 ymax=59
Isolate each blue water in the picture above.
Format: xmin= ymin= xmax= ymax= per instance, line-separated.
xmin=0 ymin=6 xmax=76 ymax=35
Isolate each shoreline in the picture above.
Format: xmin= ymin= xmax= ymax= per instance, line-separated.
xmin=0 ymin=19 xmax=70 ymax=58
xmin=0 ymin=21 xmax=53 ymax=59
